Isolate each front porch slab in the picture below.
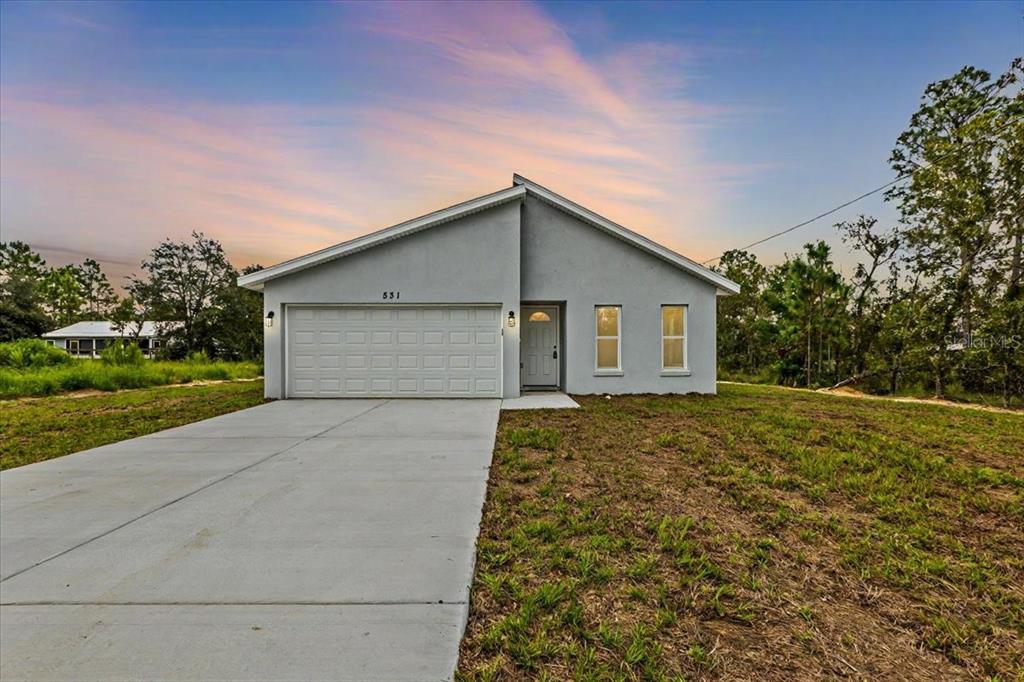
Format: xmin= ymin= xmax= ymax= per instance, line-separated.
xmin=501 ymin=392 xmax=580 ymax=410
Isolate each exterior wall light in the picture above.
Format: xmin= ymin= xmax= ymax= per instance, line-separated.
xmin=508 ymin=310 xmax=516 ymax=328
xmin=265 ymin=311 xmax=275 ymax=328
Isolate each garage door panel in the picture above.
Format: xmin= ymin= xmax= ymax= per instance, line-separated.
xmin=287 ymin=306 xmax=501 ymax=398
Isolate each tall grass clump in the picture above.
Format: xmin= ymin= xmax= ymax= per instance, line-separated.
xmin=0 ymin=339 xmax=261 ymax=399
xmin=100 ymin=340 xmax=145 ymax=366
xmin=0 ymin=339 xmax=71 ymax=369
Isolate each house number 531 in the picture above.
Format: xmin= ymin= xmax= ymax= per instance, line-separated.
xmin=382 ymin=291 xmax=400 ymax=300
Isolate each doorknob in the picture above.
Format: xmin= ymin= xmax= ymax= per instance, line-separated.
xmin=552 ymin=346 xmax=558 ymax=359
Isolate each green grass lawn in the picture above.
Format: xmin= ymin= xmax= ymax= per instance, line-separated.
xmin=457 ymin=383 xmax=1023 ymax=681
xmin=0 ymin=358 xmax=262 ymax=399
xmin=0 ymin=380 xmax=265 ymax=470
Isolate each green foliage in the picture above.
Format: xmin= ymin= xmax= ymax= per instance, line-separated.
xmin=716 ymin=249 xmax=773 ymax=374
xmin=0 ymin=242 xmax=51 ymax=340
xmin=128 ymin=231 xmax=257 ymax=359
xmin=77 ymin=258 xmax=118 ymax=318
xmin=506 ymin=427 xmax=561 ymax=450
xmin=100 ymin=340 xmax=145 ymax=366
xmin=1 ymin=238 xmax=262 ymax=363
xmin=0 ymin=358 xmax=261 ymax=398
xmin=886 ymin=59 xmax=1023 ymax=399
xmin=715 ymin=60 xmax=1024 ymax=405
xmin=765 ymin=241 xmax=850 ymax=387
xmin=41 ymin=266 xmax=86 ymax=327
xmin=0 ymin=339 xmax=71 ymax=369
xmin=2 ymin=244 xmax=120 ymax=336
xmin=185 ymin=350 xmax=211 ymax=363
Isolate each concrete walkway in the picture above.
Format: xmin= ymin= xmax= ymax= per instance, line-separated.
xmin=501 ymin=392 xmax=580 ymax=410
xmin=0 ymin=399 xmax=500 ymax=681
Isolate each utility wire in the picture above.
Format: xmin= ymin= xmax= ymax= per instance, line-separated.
xmin=702 ymin=110 xmax=1023 ymax=266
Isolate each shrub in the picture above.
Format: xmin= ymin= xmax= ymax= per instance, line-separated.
xmin=100 ymin=340 xmax=145 ymax=366
xmin=186 ymin=350 xmax=211 ymax=364
xmin=0 ymin=339 xmax=71 ymax=369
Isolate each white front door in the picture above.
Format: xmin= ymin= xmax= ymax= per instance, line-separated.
xmin=521 ymin=306 xmax=559 ymax=388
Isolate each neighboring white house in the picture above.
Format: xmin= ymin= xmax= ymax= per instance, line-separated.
xmin=42 ymin=321 xmax=168 ymax=358
xmin=239 ymin=174 xmax=740 ymax=399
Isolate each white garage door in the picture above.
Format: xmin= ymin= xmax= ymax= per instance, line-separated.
xmin=287 ymin=306 xmax=502 ymax=398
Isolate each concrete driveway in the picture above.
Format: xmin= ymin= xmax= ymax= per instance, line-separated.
xmin=0 ymin=399 xmax=500 ymax=681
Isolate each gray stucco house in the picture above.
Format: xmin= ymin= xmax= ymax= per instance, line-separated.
xmin=239 ymin=174 xmax=739 ymax=399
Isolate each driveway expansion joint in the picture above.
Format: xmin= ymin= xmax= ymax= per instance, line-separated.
xmin=0 ymin=399 xmax=391 ymax=584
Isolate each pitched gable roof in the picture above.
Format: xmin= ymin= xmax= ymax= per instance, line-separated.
xmin=239 ymin=175 xmax=739 ymax=294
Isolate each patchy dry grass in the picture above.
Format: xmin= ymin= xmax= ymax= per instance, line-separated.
xmin=0 ymin=380 xmax=265 ymax=469
xmin=457 ymin=383 xmax=1023 ymax=681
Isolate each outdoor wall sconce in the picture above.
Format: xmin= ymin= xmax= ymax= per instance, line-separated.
xmin=508 ymin=310 xmax=516 ymax=328
xmin=265 ymin=311 xmax=275 ymax=328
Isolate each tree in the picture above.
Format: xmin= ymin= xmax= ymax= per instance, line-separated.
xmin=110 ymin=294 xmax=149 ymax=340
xmin=766 ymin=242 xmax=849 ymax=387
xmin=886 ymin=60 xmax=1022 ymax=397
xmin=0 ymin=241 xmax=51 ymax=340
xmin=77 ymin=258 xmax=118 ymax=319
xmin=208 ymin=264 xmax=264 ymax=361
xmin=715 ymin=250 xmax=772 ymax=375
xmin=837 ymin=216 xmax=901 ymax=377
xmin=41 ymin=265 xmax=86 ymax=327
xmin=130 ymin=231 xmax=236 ymax=355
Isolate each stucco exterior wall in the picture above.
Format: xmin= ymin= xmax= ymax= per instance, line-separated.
xmin=258 ymin=192 xmax=721 ymax=398
xmin=261 ymin=202 xmax=522 ymax=399
xmin=520 ymin=195 xmax=718 ymax=394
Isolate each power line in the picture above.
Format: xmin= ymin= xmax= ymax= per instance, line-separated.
xmin=702 ymin=110 xmax=1023 ymax=266
xmin=701 ymin=178 xmax=902 ymax=265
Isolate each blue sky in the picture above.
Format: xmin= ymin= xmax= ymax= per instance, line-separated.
xmin=1 ymin=1 xmax=1020 ymax=284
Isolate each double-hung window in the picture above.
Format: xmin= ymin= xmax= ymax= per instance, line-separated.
xmin=661 ymin=305 xmax=687 ymax=371
xmin=595 ymin=306 xmax=621 ymax=372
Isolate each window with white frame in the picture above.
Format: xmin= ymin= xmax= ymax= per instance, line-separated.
xmin=595 ymin=306 xmax=621 ymax=371
xmin=661 ymin=305 xmax=687 ymax=370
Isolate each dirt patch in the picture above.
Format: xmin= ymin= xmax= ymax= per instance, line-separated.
xmin=718 ymin=381 xmax=1023 ymax=415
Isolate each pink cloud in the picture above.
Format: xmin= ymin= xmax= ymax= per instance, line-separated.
xmin=1 ymin=1 xmax=760 ymax=277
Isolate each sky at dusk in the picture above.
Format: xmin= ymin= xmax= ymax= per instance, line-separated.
xmin=1 ymin=0 xmax=1021 ymax=287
